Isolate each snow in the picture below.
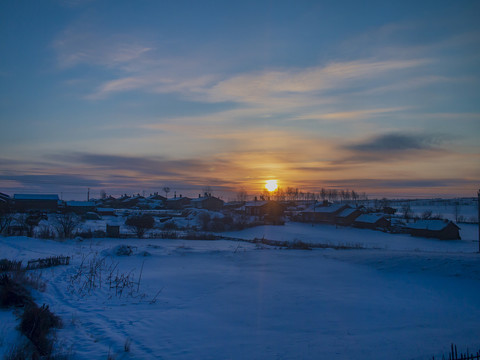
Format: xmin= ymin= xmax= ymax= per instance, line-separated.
xmin=0 ymin=309 xmax=20 ymax=356
xmin=354 ymin=213 xmax=386 ymax=224
xmin=1 ymin=201 xmax=480 ymax=359
xmin=406 ymin=220 xmax=456 ymax=231
xmin=314 ymin=203 xmax=347 ymax=213
xmin=303 ymin=203 xmax=346 ymax=213
xmin=224 ymin=222 xmax=478 ymax=253
xmin=337 ymin=207 xmax=358 ymax=217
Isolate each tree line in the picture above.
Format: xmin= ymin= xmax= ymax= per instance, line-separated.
xmin=238 ymin=187 xmax=369 ymax=203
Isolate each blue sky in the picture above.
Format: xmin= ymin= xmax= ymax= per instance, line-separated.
xmin=1 ymin=0 xmax=479 ymax=200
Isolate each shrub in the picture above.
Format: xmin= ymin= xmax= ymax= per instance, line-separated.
xmin=74 ymin=229 xmax=93 ymax=239
xmin=36 ymin=225 xmax=56 ymax=239
xmin=114 ymin=245 xmax=135 ymax=256
xmin=19 ymin=303 xmax=62 ymax=357
xmin=93 ymin=230 xmax=106 ymax=238
xmin=209 ymin=218 xmax=225 ymax=232
xmin=198 ymin=213 xmax=211 ymax=231
xmin=183 ymin=231 xmax=218 ymax=240
xmin=0 ymin=274 xmax=33 ymax=308
xmin=125 ymin=214 xmax=155 ymax=238
xmin=124 ymin=338 xmax=131 ymax=353
xmin=160 ymin=231 xmax=178 ymax=239
xmin=163 ymin=220 xmax=177 ymax=230
xmin=0 ymin=259 xmax=22 ymax=272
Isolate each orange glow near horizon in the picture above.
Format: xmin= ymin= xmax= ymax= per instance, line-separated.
xmin=265 ymin=180 xmax=278 ymax=192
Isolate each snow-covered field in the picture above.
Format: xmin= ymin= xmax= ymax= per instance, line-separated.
xmin=1 ymin=220 xmax=480 ymax=359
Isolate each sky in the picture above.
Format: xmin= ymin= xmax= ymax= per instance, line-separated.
xmin=1 ymin=0 xmax=479 ymax=200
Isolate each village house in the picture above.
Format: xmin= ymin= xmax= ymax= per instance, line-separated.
xmin=65 ymin=201 xmax=96 ymax=214
xmin=147 ymin=193 xmax=167 ymax=202
xmin=300 ymin=203 xmax=350 ymax=223
xmin=244 ymin=200 xmax=285 ymax=222
xmin=405 ymin=220 xmax=461 ymax=240
xmin=222 ymin=201 xmax=245 ymax=212
xmin=335 ymin=207 xmax=362 ymax=226
xmin=353 ymin=213 xmax=390 ymax=230
xmin=190 ymin=194 xmax=224 ymax=211
xmin=13 ymin=194 xmax=60 ymax=212
xmin=166 ymin=195 xmax=191 ymax=210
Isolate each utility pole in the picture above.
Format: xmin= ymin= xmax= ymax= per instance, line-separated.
xmin=87 ymin=188 xmax=90 ymax=202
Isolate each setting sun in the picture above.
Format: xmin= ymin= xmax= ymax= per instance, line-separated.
xmin=265 ymin=180 xmax=278 ymax=192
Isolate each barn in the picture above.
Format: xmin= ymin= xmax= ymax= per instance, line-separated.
xmin=353 ymin=213 xmax=390 ymax=230
xmin=300 ymin=204 xmax=350 ymax=223
xmin=335 ymin=207 xmax=362 ymax=226
xmin=405 ymin=220 xmax=461 ymax=240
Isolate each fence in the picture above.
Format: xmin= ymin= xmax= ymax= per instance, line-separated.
xmin=26 ymin=256 xmax=70 ymax=270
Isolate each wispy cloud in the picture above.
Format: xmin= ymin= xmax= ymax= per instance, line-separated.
xmin=53 ymin=21 xmax=153 ymax=69
xmin=293 ymin=107 xmax=410 ymax=122
xmin=0 ymin=174 xmax=104 ymax=188
xmin=345 ymin=132 xmax=447 ymax=152
xmin=202 ymin=59 xmax=429 ymax=103
xmin=338 ymin=132 xmax=451 ymax=164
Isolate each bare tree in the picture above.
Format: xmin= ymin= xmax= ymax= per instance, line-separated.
xmin=286 ymin=187 xmax=296 ymax=201
xmin=380 ymin=197 xmax=390 ymax=210
xmin=351 ymin=190 xmax=358 ymax=205
xmin=330 ymin=189 xmax=339 ymax=202
xmin=236 ymin=189 xmax=248 ymax=202
xmin=275 ymin=187 xmax=285 ymax=201
xmin=0 ymin=212 xmax=13 ymax=235
xmin=54 ymin=212 xmax=80 ymax=239
xmin=163 ymin=187 xmax=171 ymax=199
xmin=202 ymin=185 xmax=213 ymax=196
xmin=453 ymin=202 xmax=461 ymax=223
xmin=320 ymin=188 xmax=327 ymax=202
xmin=100 ymin=189 xmax=107 ymax=199
xmin=401 ymin=203 xmax=413 ymax=220
xmin=422 ymin=210 xmax=432 ymax=220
